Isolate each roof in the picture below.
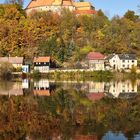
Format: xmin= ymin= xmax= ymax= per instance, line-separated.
xmin=87 ymin=93 xmax=105 ymax=102
xmin=26 ymin=0 xmax=74 ymax=9
xmin=118 ymin=54 xmax=136 ymax=60
xmin=27 ymin=0 xmax=54 ymax=9
xmin=73 ymin=135 xmax=97 ymax=140
xmin=74 ymin=10 xmax=97 ymax=15
xmin=87 ymin=52 xmax=105 ymax=60
xmin=118 ymin=92 xmax=137 ymax=99
xmin=34 ymin=57 xmax=50 ymax=63
xmin=0 ymin=57 xmax=23 ymax=64
xmin=62 ymin=0 xmax=73 ymax=6
xmin=105 ymin=54 xmax=115 ymax=60
xmin=74 ymin=2 xmax=91 ymax=8
xmin=33 ymin=90 xmax=50 ymax=96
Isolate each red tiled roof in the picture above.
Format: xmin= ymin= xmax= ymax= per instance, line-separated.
xmin=34 ymin=57 xmax=50 ymax=63
xmin=73 ymin=135 xmax=98 ymax=140
xmin=87 ymin=93 xmax=105 ymax=102
xmin=87 ymin=52 xmax=105 ymax=60
xmin=27 ymin=0 xmax=54 ymax=9
xmin=33 ymin=90 xmax=50 ymax=96
xmin=62 ymin=0 xmax=73 ymax=6
xmin=74 ymin=10 xmax=97 ymax=15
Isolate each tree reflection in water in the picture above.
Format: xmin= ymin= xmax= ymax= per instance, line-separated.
xmin=0 ymin=80 xmax=139 ymax=139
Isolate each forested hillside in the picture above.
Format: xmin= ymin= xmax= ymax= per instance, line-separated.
xmin=0 ymin=4 xmax=140 ymax=66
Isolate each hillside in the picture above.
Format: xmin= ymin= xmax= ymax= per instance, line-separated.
xmin=0 ymin=4 xmax=140 ymax=66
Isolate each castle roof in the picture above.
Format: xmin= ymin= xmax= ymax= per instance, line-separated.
xmin=27 ymin=0 xmax=74 ymax=9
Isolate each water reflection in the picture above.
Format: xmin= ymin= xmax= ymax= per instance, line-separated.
xmin=0 ymin=79 xmax=139 ymax=139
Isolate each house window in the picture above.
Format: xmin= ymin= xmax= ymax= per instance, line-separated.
xmin=113 ymin=60 xmax=115 ymax=62
xmin=123 ymin=64 xmax=125 ymax=67
xmin=132 ymin=60 xmax=134 ymax=63
xmin=122 ymin=60 xmax=125 ymax=62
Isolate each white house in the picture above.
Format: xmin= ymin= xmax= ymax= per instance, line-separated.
xmin=33 ymin=79 xmax=50 ymax=96
xmin=34 ymin=57 xmax=50 ymax=73
xmin=105 ymin=80 xmax=137 ymax=98
xmin=106 ymin=54 xmax=137 ymax=71
xmin=86 ymin=52 xmax=105 ymax=71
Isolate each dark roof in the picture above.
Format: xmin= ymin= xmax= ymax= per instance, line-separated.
xmin=118 ymin=92 xmax=137 ymax=99
xmin=118 ymin=54 xmax=136 ymax=60
xmin=105 ymin=54 xmax=115 ymax=60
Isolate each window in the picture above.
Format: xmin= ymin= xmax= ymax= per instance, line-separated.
xmin=132 ymin=60 xmax=134 ymax=63
xmin=123 ymin=64 xmax=125 ymax=67
xmin=122 ymin=60 xmax=125 ymax=62
xmin=113 ymin=60 xmax=115 ymax=62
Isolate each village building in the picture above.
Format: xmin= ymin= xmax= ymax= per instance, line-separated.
xmin=105 ymin=80 xmax=137 ymax=98
xmin=86 ymin=81 xmax=105 ymax=102
xmin=33 ymin=79 xmax=50 ymax=96
xmin=106 ymin=54 xmax=137 ymax=71
xmin=25 ymin=0 xmax=96 ymax=16
xmin=0 ymin=57 xmax=23 ymax=69
xmin=0 ymin=81 xmax=23 ymax=96
xmin=33 ymin=57 xmax=50 ymax=73
xmin=86 ymin=52 xmax=105 ymax=71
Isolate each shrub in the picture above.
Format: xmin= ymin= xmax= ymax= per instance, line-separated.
xmin=0 ymin=62 xmax=14 ymax=80
xmin=32 ymin=70 xmax=41 ymax=79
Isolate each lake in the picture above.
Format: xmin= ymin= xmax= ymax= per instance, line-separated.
xmin=0 ymin=79 xmax=140 ymax=140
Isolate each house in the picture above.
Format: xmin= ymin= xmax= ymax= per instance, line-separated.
xmin=33 ymin=79 xmax=50 ymax=96
xmin=105 ymin=80 xmax=137 ymax=98
xmin=0 ymin=57 xmax=23 ymax=69
xmin=26 ymin=0 xmax=96 ymax=16
xmin=106 ymin=54 xmax=137 ymax=71
xmin=0 ymin=81 xmax=23 ymax=96
xmin=86 ymin=52 xmax=105 ymax=70
xmin=34 ymin=57 xmax=50 ymax=73
xmin=86 ymin=81 xmax=105 ymax=102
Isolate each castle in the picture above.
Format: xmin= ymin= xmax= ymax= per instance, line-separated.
xmin=26 ymin=0 xmax=96 ymax=15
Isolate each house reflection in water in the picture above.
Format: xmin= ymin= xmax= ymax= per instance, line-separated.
xmin=0 ymin=80 xmax=29 ymax=97
xmin=105 ymin=80 xmax=138 ymax=98
xmin=73 ymin=135 xmax=98 ymax=140
xmin=33 ymin=79 xmax=50 ymax=96
xmin=86 ymin=81 xmax=105 ymax=102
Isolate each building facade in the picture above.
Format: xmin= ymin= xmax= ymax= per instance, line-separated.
xmin=26 ymin=0 xmax=96 ymax=15
xmin=86 ymin=52 xmax=105 ymax=71
xmin=34 ymin=57 xmax=50 ymax=73
xmin=0 ymin=57 xmax=23 ymax=69
xmin=106 ymin=54 xmax=137 ymax=71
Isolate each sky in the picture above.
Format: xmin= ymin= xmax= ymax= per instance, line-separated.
xmin=0 ymin=0 xmax=139 ymax=18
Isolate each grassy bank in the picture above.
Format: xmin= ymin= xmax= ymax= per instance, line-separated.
xmin=34 ymin=70 xmax=140 ymax=81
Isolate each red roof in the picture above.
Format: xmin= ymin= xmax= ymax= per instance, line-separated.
xmin=73 ymin=135 xmax=97 ymax=140
xmin=34 ymin=57 xmax=50 ymax=63
xmin=74 ymin=10 xmax=97 ymax=15
xmin=87 ymin=93 xmax=105 ymax=102
xmin=87 ymin=52 xmax=105 ymax=60
xmin=33 ymin=90 xmax=50 ymax=96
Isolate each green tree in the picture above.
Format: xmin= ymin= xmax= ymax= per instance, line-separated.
xmin=0 ymin=62 xmax=13 ymax=80
xmin=124 ymin=10 xmax=139 ymax=22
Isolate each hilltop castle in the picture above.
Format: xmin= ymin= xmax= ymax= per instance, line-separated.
xmin=26 ymin=0 xmax=96 ymax=15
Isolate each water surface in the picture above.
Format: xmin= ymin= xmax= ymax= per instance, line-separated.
xmin=0 ymin=79 xmax=140 ymax=140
